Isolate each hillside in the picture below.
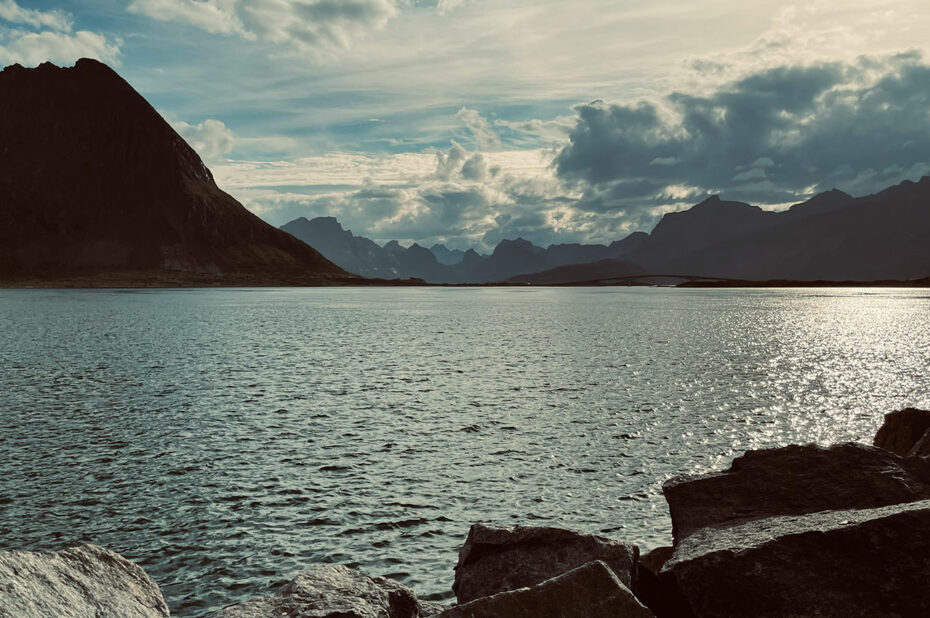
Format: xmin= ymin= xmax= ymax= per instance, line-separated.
xmin=0 ymin=59 xmax=349 ymax=286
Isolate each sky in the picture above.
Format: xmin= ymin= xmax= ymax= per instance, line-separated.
xmin=3 ymin=1 xmax=930 ymax=250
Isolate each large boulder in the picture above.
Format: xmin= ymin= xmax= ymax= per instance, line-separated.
xmin=438 ymin=560 xmax=653 ymax=618
xmin=214 ymin=564 xmax=442 ymax=618
xmin=874 ymin=408 xmax=930 ymax=456
xmin=0 ymin=544 xmax=169 ymax=618
xmin=662 ymin=499 xmax=930 ymax=617
xmin=662 ymin=443 xmax=930 ymax=542
xmin=452 ymin=523 xmax=638 ymax=604
xmin=910 ymin=429 xmax=930 ymax=457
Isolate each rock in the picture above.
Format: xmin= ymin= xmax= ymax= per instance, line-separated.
xmin=438 ymin=560 xmax=653 ymax=618
xmin=638 ymin=546 xmax=673 ymax=575
xmin=662 ymin=442 xmax=930 ymax=542
xmin=663 ymin=499 xmax=930 ymax=617
xmin=910 ymin=429 xmax=930 ymax=457
xmin=0 ymin=544 xmax=169 ymax=618
xmin=214 ymin=564 xmax=441 ymax=618
xmin=633 ymin=547 xmax=692 ymax=618
xmin=874 ymin=408 xmax=930 ymax=455
xmin=452 ymin=523 xmax=638 ymax=604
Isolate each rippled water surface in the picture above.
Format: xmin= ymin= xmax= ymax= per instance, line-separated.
xmin=1 ymin=287 xmax=929 ymax=614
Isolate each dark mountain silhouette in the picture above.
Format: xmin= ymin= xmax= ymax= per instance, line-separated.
xmin=627 ymin=179 xmax=930 ymax=280
xmin=784 ymin=189 xmax=854 ymax=220
xmin=628 ymin=196 xmax=779 ymax=269
xmin=393 ymin=243 xmax=448 ymax=281
xmin=460 ymin=249 xmax=483 ymax=268
xmin=460 ymin=238 xmax=545 ymax=282
xmin=0 ymin=59 xmax=347 ymax=285
xmin=507 ymin=258 xmax=647 ymax=284
xmin=278 ymin=218 xmax=654 ymax=283
xmin=280 ymin=216 xmax=396 ymax=278
xmin=430 ymin=244 xmax=465 ymax=265
xmin=607 ymin=231 xmax=649 ymax=257
xmin=279 ymin=174 xmax=929 ymax=284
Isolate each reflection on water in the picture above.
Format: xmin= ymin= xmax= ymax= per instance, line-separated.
xmin=1 ymin=287 xmax=928 ymax=615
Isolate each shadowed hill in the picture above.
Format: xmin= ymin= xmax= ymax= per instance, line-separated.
xmin=0 ymin=59 xmax=348 ymax=285
xmin=628 ymin=179 xmax=930 ymax=280
xmin=507 ymin=258 xmax=647 ymax=284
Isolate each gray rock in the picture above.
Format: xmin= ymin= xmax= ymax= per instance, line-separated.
xmin=910 ymin=428 xmax=930 ymax=457
xmin=663 ymin=442 xmax=930 ymax=542
xmin=663 ymin=499 xmax=930 ymax=617
xmin=214 ymin=564 xmax=441 ymax=618
xmin=0 ymin=544 xmax=169 ymax=618
xmin=452 ymin=523 xmax=638 ymax=604
xmin=438 ymin=560 xmax=653 ymax=618
xmin=874 ymin=407 xmax=930 ymax=456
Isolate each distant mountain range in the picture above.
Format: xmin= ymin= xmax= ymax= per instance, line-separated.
xmin=0 ymin=59 xmax=348 ymax=285
xmin=281 ymin=217 xmax=648 ymax=283
xmin=282 ymin=176 xmax=930 ymax=284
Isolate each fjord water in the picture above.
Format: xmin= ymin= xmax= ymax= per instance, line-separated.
xmin=2 ymin=287 xmax=929 ymax=615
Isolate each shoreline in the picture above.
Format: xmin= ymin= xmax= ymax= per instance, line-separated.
xmin=2 ymin=274 xmax=929 ymax=289
xmin=2 ymin=408 xmax=929 ymax=617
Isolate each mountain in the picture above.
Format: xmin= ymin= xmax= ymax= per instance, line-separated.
xmin=607 ymin=231 xmax=650 ymax=258
xmin=279 ymin=216 xmax=654 ymax=283
xmin=450 ymin=235 xmax=655 ymax=283
xmin=281 ymin=178 xmax=929 ymax=284
xmin=627 ymin=196 xmax=779 ymax=271
xmin=0 ymin=59 xmax=347 ymax=285
xmin=627 ymin=179 xmax=930 ymax=280
xmin=280 ymin=217 xmax=397 ymax=278
xmin=430 ymin=244 xmax=466 ymax=265
xmin=393 ymin=243 xmax=448 ymax=281
xmin=507 ymin=259 xmax=647 ymax=284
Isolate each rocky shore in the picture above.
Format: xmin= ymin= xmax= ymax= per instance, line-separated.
xmin=2 ymin=408 xmax=929 ymax=617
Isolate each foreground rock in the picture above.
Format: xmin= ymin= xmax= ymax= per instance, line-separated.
xmin=439 ymin=560 xmax=652 ymax=618
xmin=633 ymin=546 xmax=692 ymax=618
xmin=215 ymin=564 xmax=442 ymax=618
xmin=910 ymin=429 xmax=930 ymax=457
xmin=663 ymin=442 xmax=930 ymax=541
xmin=0 ymin=544 xmax=169 ymax=618
xmin=452 ymin=523 xmax=638 ymax=604
xmin=663 ymin=499 xmax=930 ymax=617
xmin=873 ymin=407 xmax=930 ymax=456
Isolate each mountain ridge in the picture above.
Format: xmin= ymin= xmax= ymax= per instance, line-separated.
xmin=281 ymin=176 xmax=929 ymax=284
xmin=0 ymin=59 xmax=348 ymax=285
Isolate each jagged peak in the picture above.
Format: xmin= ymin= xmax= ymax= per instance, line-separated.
xmin=496 ymin=237 xmax=534 ymax=248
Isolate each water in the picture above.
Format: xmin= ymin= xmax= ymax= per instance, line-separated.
xmin=1 ymin=287 xmax=928 ymax=615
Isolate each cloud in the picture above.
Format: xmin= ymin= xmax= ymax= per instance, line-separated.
xmin=554 ymin=52 xmax=930 ymax=226
xmin=172 ymin=118 xmax=235 ymax=164
xmin=126 ymin=0 xmax=243 ymax=35
xmin=0 ymin=30 xmax=120 ymax=66
xmin=127 ymin=0 xmax=397 ymax=55
xmin=0 ymin=0 xmax=71 ymax=31
xmin=435 ymin=0 xmax=470 ymax=15
xmin=217 ymin=136 xmax=579 ymax=250
xmin=0 ymin=1 xmax=120 ymax=67
xmin=456 ymin=107 xmax=501 ymax=151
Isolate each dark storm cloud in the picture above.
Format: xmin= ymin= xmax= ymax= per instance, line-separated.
xmin=555 ymin=53 xmax=930 ymax=216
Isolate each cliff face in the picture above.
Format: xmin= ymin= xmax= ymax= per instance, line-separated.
xmin=0 ymin=59 xmax=347 ymax=282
